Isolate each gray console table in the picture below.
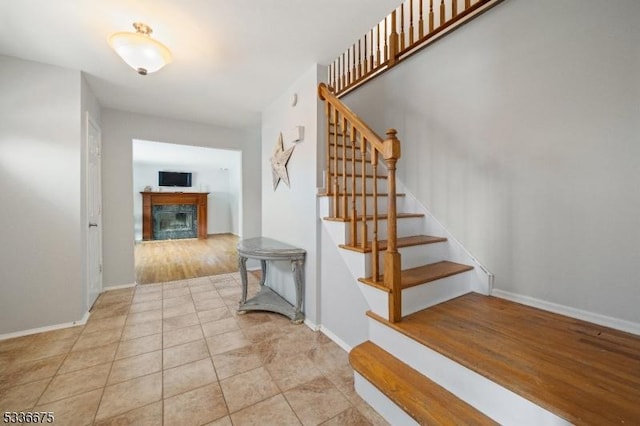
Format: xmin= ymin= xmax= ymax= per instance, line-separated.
xmin=237 ymin=237 xmax=305 ymax=323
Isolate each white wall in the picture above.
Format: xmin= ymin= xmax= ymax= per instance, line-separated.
xmin=132 ymin=143 xmax=242 ymax=240
xmin=0 ymin=56 xmax=85 ymax=334
xmin=101 ymin=109 xmax=261 ymax=288
xmin=342 ymin=0 xmax=640 ymax=324
xmin=261 ymin=64 xmax=324 ymax=326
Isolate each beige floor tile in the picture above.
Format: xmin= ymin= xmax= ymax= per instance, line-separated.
xmin=163 ymin=294 xmax=193 ymax=308
xmin=206 ymin=330 xmax=250 ymax=356
xmin=38 ymin=363 xmax=110 ymax=405
xmin=212 ymin=345 xmax=264 ymax=380
xmin=132 ymin=291 xmax=163 ymax=304
xmin=128 ymin=299 xmax=162 ymax=314
xmin=121 ymin=320 xmax=162 ymax=341
xmin=32 ymin=325 xmax=84 ymax=343
xmin=95 ymin=372 xmax=162 ymax=421
xmin=205 ymin=415 xmax=233 ymax=426
xmin=108 ymin=350 xmax=162 ymax=385
xmin=352 ymin=399 xmax=390 ymax=426
xmin=126 ymin=309 xmax=162 ymax=325
xmin=220 ymin=367 xmax=280 ymax=413
xmin=192 ymin=290 xmax=221 ymax=302
xmin=232 ymin=311 xmax=275 ymax=329
xmin=266 ymin=353 xmax=324 ymax=391
xmin=84 ymin=315 xmax=127 ymax=334
xmin=18 ymin=336 xmax=78 ymax=362
xmin=163 ymin=302 xmax=196 ymax=319
xmin=163 ymin=313 xmax=200 ymax=332
xmin=33 ymin=388 xmax=102 ymax=426
xmin=164 ymin=383 xmax=227 ymax=426
xmin=320 ymin=406 xmax=373 ymax=426
xmin=135 ymin=283 xmax=163 ymax=293
xmin=163 ymin=287 xmax=191 ymax=299
xmin=242 ymin=321 xmax=288 ymax=343
xmin=195 ymin=296 xmax=227 ymax=311
xmin=230 ymin=394 xmax=301 ymax=426
xmin=72 ymin=328 xmax=122 ymax=352
xmin=58 ymin=343 xmax=118 ymax=374
xmin=95 ymin=401 xmax=162 ymax=426
xmin=115 ymin=333 xmax=162 ymax=360
xmin=189 ymin=282 xmax=215 ymax=294
xmin=163 ymin=339 xmax=210 ymax=369
xmin=91 ymin=303 xmax=130 ymax=320
xmin=305 ymin=341 xmax=350 ymax=375
xmin=201 ymin=317 xmax=239 ymax=337
xmin=163 ymin=324 xmax=204 ymax=348
xmin=198 ymin=307 xmax=232 ymax=324
xmin=0 ymin=378 xmax=50 ymax=412
xmin=163 ymin=358 xmax=217 ymax=398
xmin=284 ymin=377 xmax=351 ymax=426
xmin=324 ymin=364 xmax=357 ymax=400
xmin=0 ymin=354 xmax=65 ymax=388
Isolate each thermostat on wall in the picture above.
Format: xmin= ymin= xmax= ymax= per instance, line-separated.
xmin=287 ymin=125 xmax=304 ymax=143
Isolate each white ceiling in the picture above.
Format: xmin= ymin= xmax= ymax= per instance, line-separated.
xmin=0 ymin=0 xmax=398 ymax=127
xmin=132 ymin=139 xmax=240 ymax=170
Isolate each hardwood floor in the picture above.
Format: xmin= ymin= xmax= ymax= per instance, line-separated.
xmin=134 ymin=233 xmax=239 ymax=284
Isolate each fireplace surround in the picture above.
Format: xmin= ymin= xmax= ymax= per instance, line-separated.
xmin=141 ymin=192 xmax=209 ymax=240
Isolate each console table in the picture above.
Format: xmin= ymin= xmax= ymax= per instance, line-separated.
xmin=237 ymin=237 xmax=305 ymax=323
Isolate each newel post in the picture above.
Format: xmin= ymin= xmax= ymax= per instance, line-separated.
xmin=382 ymin=129 xmax=402 ymax=322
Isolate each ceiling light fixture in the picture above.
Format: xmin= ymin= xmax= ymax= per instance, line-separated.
xmin=108 ymin=22 xmax=172 ymax=75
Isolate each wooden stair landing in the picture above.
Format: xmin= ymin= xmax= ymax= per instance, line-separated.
xmin=368 ymin=293 xmax=640 ymax=425
xmin=350 ymin=341 xmax=497 ymax=425
xmin=359 ymin=260 xmax=473 ymax=291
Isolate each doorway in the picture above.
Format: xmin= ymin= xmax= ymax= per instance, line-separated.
xmin=86 ymin=113 xmax=103 ymax=309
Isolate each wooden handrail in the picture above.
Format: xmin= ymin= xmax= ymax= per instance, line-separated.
xmin=327 ymin=0 xmax=504 ymax=98
xmin=319 ymin=82 xmax=403 ymax=322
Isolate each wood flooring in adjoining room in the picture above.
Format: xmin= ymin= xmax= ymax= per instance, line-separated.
xmin=135 ymin=234 xmax=239 ymax=285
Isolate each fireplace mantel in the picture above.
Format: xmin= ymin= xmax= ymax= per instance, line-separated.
xmin=141 ymin=192 xmax=209 ymax=241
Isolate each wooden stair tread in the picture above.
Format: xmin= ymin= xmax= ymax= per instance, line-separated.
xmin=359 ymin=261 xmax=473 ymax=291
xmin=323 ymin=212 xmax=424 ymax=222
xmin=350 ymin=341 xmax=497 ymax=425
xmin=367 ymin=293 xmax=640 ymax=425
xmin=340 ymin=235 xmax=447 ymax=253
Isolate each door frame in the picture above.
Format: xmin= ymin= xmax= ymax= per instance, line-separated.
xmin=86 ymin=112 xmax=103 ymax=310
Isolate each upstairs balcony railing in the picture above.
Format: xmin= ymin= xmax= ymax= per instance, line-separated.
xmin=327 ymin=0 xmax=503 ymax=97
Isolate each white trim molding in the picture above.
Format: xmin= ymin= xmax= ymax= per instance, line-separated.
xmin=492 ymin=289 xmax=640 ymax=336
xmin=319 ymin=325 xmax=353 ymax=352
xmin=0 ymin=311 xmax=91 ymax=341
xmin=102 ymin=282 xmax=137 ymax=291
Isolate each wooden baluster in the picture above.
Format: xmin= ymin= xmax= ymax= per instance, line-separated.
xmin=350 ymin=125 xmax=357 ymax=245
xmin=400 ymin=4 xmax=405 ymax=51
xmin=325 ymin=103 xmax=332 ymax=196
xmin=419 ymin=0 xmax=424 ymax=38
xmin=409 ymin=0 xmax=415 ymax=45
xmin=332 ymin=109 xmax=339 ymax=217
xmin=330 ymin=63 xmax=334 ymax=91
xmin=376 ymin=23 xmax=381 ymax=66
xmin=369 ymin=29 xmax=374 ymax=71
xmin=371 ymin=149 xmax=379 ymax=283
xmin=383 ymin=129 xmax=402 ymax=322
xmin=452 ymin=0 xmax=458 ymax=17
xmin=338 ymin=54 xmax=343 ymax=92
xmin=352 ymin=45 xmax=357 ymax=83
xmin=346 ymin=49 xmax=351 ymax=88
xmin=341 ymin=116 xmax=348 ymax=219
xmin=389 ymin=10 xmax=399 ymax=66
xmin=429 ymin=0 xmax=434 ymax=32
xmin=384 ymin=17 xmax=388 ymax=63
xmin=357 ymin=39 xmax=362 ymax=80
xmin=440 ymin=0 xmax=445 ymax=26
xmin=360 ymin=137 xmax=368 ymax=250
xmin=465 ymin=0 xmax=471 ymax=9
xmin=363 ymin=35 xmax=368 ymax=76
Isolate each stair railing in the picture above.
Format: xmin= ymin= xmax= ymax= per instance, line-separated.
xmin=328 ymin=0 xmax=504 ymax=97
xmin=319 ymin=83 xmax=403 ymax=322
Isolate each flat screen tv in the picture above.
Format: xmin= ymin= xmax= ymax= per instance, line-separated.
xmin=159 ymin=171 xmax=192 ymax=187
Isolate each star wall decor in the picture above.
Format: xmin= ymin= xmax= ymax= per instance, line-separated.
xmin=270 ymin=132 xmax=295 ymax=190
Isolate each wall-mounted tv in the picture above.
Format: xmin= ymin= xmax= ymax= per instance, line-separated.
xmin=159 ymin=171 xmax=192 ymax=187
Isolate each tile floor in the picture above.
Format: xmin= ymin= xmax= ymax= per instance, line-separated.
xmin=0 ymin=273 xmax=388 ymax=425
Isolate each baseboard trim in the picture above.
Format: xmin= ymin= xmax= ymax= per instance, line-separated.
xmin=319 ymin=325 xmax=353 ymax=352
xmin=0 ymin=311 xmax=91 ymax=341
xmin=102 ymin=283 xmax=137 ymax=292
xmin=492 ymin=289 xmax=640 ymax=336
xmin=304 ymin=318 xmax=320 ymax=331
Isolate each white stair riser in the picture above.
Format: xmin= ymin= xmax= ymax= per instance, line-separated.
xmin=368 ymin=319 xmax=570 ymax=426
xmin=357 ymin=245 xmax=447 ymax=276
xmin=327 ymin=160 xmax=378 ymax=176
xmin=357 ymin=283 xmax=388 ymax=319
xmin=354 ymin=373 xmax=419 ymax=426
xmin=329 ymin=176 xmax=389 ymax=194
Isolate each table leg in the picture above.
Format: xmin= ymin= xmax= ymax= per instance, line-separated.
xmin=238 ymin=256 xmax=248 ymax=305
xmin=260 ymin=260 xmax=267 ymax=286
xmin=291 ymin=258 xmax=305 ymax=323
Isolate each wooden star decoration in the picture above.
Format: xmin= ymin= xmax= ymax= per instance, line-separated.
xmin=270 ymin=132 xmax=295 ymax=190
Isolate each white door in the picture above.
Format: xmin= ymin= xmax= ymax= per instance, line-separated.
xmin=86 ymin=113 xmax=103 ymax=310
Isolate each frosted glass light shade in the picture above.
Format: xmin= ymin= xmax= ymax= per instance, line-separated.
xmin=108 ymin=23 xmax=172 ymax=75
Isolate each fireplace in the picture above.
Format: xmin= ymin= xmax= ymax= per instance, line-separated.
xmin=141 ymin=192 xmax=209 ymax=241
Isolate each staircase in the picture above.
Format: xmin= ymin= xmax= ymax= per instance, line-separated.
xmin=317 ymin=83 xmax=640 ymax=425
